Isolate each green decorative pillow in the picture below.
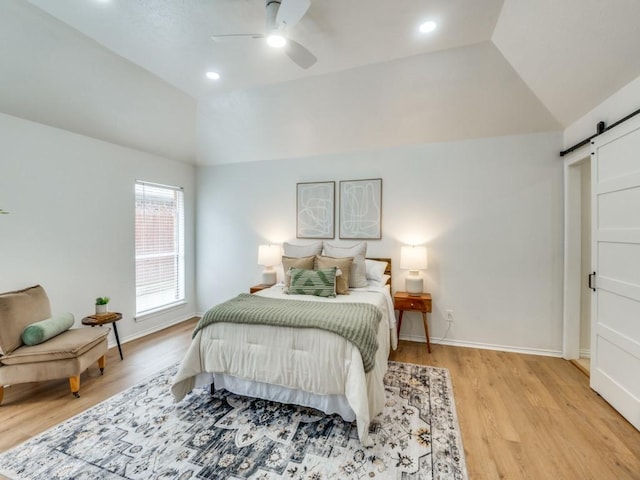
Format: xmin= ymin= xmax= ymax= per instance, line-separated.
xmin=288 ymin=267 xmax=337 ymax=298
xmin=21 ymin=313 xmax=75 ymax=346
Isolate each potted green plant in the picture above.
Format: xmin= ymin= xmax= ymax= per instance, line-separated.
xmin=95 ymin=296 xmax=110 ymax=315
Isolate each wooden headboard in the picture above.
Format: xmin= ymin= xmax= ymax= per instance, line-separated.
xmin=369 ymin=257 xmax=392 ymax=285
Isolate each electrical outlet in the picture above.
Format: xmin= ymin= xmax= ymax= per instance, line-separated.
xmin=446 ymin=310 xmax=454 ymax=323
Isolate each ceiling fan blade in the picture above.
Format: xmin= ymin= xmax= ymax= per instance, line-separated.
xmin=211 ymin=33 xmax=264 ymax=42
xmin=276 ymin=0 xmax=311 ymax=27
xmin=285 ymin=38 xmax=317 ymax=69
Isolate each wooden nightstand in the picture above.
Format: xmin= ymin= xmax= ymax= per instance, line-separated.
xmin=394 ymin=292 xmax=432 ymax=352
xmin=250 ymin=284 xmax=271 ymax=293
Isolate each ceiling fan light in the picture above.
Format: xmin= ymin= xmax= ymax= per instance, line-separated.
xmin=266 ymin=34 xmax=286 ymax=48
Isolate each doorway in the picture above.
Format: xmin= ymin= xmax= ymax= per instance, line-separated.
xmin=563 ymin=152 xmax=591 ymax=374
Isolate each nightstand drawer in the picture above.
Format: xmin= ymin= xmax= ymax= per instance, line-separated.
xmin=395 ymin=297 xmax=427 ymax=311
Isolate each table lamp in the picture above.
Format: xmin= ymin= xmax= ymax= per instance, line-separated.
xmin=400 ymin=245 xmax=428 ymax=296
xmin=258 ymin=244 xmax=281 ymax=285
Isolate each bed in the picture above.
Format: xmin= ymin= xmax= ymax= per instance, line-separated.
xmin=171 ymin=255 xmax=396 ymax=446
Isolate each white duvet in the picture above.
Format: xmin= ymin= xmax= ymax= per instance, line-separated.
xmin=171 ymin=285 xmax=397 ymax=445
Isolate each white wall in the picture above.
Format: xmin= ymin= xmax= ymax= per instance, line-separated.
xmin=0 ymin=0 xmax=196 ymax=163
xmin=0 ymin=113 xmax=197 ymax=347
xmin=564 ymin=75 xmax=640 ymax=149
xmin=196 ymin=131 xmax=565 ymax=355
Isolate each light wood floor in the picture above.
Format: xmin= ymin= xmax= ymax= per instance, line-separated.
xmin=573 ymin=356 xmax=591 ymax=375
xmin=390 ymin=342 xmax=640 ymax=480
xmin=1 ymin=321 xmax=639 ymax=480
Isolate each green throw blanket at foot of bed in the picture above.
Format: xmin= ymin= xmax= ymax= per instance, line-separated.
xmin=194 ymin=293 xmax=382 ymax=372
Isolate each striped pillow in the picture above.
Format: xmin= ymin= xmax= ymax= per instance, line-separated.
xmin=287 ymin=267 xmax=337 ymax=298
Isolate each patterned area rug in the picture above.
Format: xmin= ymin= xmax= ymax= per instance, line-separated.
xmin=0 ymin=361 xmax=467 ymax=479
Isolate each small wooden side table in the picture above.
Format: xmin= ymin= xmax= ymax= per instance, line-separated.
xmin=250 ymin=284 xmax=271 ymax=293
xmin=82 ymin=312 xmax=124 ymax=360
xmin=394 ymin=292 xmax=433 ymax=353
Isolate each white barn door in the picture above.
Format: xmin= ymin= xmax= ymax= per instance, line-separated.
xmin=590 ymin=115 xmax=640 ymax=431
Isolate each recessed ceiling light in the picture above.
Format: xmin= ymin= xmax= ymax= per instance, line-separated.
xmin=206 ymin=71 xmax=220 ymax=80
xmin=419 ymin=21 xmax=437 ymax=33
xmin=266 ymin=34 xmax=286 ymax=48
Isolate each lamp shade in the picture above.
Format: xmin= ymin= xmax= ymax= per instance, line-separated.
xmin=258 ymin=245 xmax=281 ymax=267
xmin=400 ymin=245 xmax=428 ymax=270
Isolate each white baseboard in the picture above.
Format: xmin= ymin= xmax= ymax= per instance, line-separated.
xmin=106 ymin=312 xmax=199 ymax=350
xmin=110 ymin=317 xmax=564 ymax=359
xmin=398 ymin=333 xmax=564 ymax=358
xmin=579 ymin=348 xmax=591 ymax=359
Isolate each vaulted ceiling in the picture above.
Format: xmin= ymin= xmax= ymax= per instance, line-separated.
xmin=3 ymin=0 xmax=640 ymax=165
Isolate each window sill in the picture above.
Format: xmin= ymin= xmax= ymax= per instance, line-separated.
xmin=135 ymin=301 xmax=187 ymax=322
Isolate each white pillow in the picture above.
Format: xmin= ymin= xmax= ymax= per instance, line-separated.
xmin=323 ymin=241 xmax=367 ymax=288
xmin=368 ymin=274 xmax=391 ymax=287
xmin=283 ymin=241 xmax=323 ymax=257
xmin=365 ymin=259 xmax=388 ymax=282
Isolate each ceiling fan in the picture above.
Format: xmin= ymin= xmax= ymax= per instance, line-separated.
xmin=211 ymin=0 xmax=317 ymax=69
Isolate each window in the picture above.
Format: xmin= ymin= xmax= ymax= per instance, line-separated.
xmin=135 ymin=181 xmax=185 ymax=316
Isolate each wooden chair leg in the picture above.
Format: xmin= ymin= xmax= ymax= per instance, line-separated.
xmin=0 ymin=385 xmax=4 ymax=405
xmin=421 ymin=312 xmax=432 ymax=353
xmin=98 ymin=355 xmax=106 ymax=375
xmin=69 ymin=375 xmax=80 ymax=398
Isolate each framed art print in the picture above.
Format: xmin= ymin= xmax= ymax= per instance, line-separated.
xmin=339 ymin=178 xmax=382 ymax=239
xmin=296 ymin=181 xmax=335 ymax=239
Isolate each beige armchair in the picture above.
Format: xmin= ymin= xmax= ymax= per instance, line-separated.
xmin=0 ymin=285 xmax=109 ymax=403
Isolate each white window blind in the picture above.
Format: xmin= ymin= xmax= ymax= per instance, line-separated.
xmin=135 ymin=181 xmax=185 ymax=315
